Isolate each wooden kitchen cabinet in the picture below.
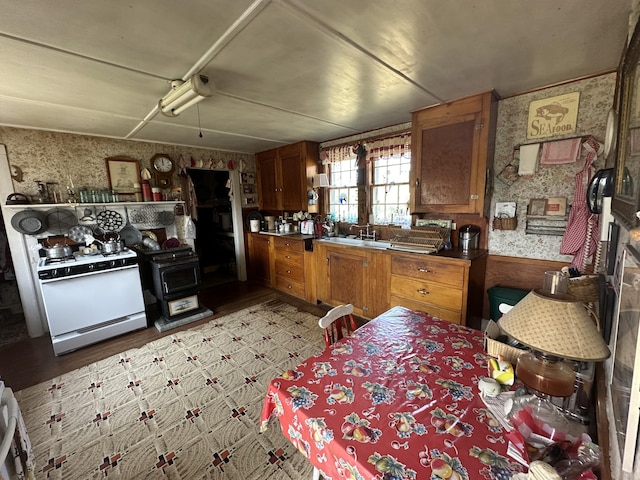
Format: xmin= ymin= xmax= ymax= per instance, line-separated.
xmin=388 ymin=250 xmax=487 ymax=327
xmin=410 ymin=91 xmax=498 ymax=216
xmin=273 ymin=236 xmax=306 ymax=299
xmin=314 ymin=242 xmax=389 ymax=319
xmin=246 ymin=233 xmax=272 ymax=285
xmin=256 ymin=141 xmax=319 ymax=212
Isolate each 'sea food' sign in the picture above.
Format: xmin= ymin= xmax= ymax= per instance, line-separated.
xmin=527 ymin=92 xmax=579 ymax=140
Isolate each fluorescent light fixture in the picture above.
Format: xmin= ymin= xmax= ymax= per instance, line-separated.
xmin=159 ymin=74 xmax=214 ymax=117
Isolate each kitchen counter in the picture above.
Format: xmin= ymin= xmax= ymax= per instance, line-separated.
xmin=314 ymin=236 xmax=487 ymax=260
xmin=258 ymin=231 xmax=315 ymax=240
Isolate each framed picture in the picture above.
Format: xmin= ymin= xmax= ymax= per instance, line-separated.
xmin=106 ymin=156 xmax=141 ymax=194
xmin=528 ymin=198 xmax=548 ymax=216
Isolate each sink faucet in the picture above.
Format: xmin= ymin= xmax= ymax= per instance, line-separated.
xmin=350 ymin=223 xmax=376 ymax=241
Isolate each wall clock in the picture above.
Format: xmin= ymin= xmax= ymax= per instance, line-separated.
xmin=151 ymin=154 xmax=175 ymax=188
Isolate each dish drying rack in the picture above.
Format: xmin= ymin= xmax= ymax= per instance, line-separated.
xmin=389 ymin=226 xmax=450 ymax=253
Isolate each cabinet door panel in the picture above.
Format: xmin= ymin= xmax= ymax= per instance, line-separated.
xmin=256 ymin=150 xmax=278 ymax=210
xmin=247 ymin=234 xmax=271 ymax=285
xmin=419 ymin=118 xmax=475 ymax=206
xmin=280 ymin=150 xmax=305 ymax=211
xmin=411 ymin=91 xmax=497 ymax=215
xmin=328 ymin=251 xmax=366 ymax=312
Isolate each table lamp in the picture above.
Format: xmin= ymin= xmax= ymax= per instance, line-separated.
xmin=498 ymin=289 xmax=610 ymax=425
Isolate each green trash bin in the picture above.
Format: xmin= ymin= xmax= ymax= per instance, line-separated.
xmin=487 ymin=286 xmax=529 ymax=321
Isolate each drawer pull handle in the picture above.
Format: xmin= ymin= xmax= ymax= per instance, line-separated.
xmin=285 ymin=243 xmax=290 ymax=246
xmin=285 ymin=255 xmax=291 ymax=259
xmin=417 ymin=289 xmax=429 ymax=295
xmin=287 ymin=285 xmax=292 ymax=289
xmin=418 ymin=268 xmax=430 ymax=273
xmin=286 ymin=269 xmax=291 ymax=274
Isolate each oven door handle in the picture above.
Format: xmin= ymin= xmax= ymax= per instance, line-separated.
xmin=39 ymin=264 xmax=138 ymax=283
xmin=163 ymin=281 xmax=169 ymax=294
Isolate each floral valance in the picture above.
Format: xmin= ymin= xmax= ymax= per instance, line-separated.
xmin=366 ymin=132 xmax=411 ymax=163
xmin=320 ymin=132 xmax=411 ymax=165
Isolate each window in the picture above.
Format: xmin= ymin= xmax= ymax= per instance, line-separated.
xmin=327 ymin=155 xmax=359 ymax=223
xmin=323 ymin=132 xmax=411 ymax=226
xmin=370 ymin=149 xmax=411 ymax=226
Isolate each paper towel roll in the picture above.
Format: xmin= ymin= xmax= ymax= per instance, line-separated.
xmin=518 ymin=143 xmax=540 ymax=176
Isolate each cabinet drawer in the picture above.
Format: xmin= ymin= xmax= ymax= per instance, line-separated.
xmin=275 ymin=261 xmax=304 ymax=282
xmin=275 ymin=249 xmax=304 ymax=264
xmin=390 ymin=275 xmax=463 ymax=311
xmin=391 ymin=256 xmax=464 ymax=288
xmin=274 ymin=236 xmax=304 ymax=253
xmin=389 ymin=295 xmax=462 ymax=324
xmin=275 ymin=276 xmax=305 ymax=298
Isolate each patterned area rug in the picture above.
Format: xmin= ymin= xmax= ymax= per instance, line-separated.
xmin=16 ymin=299 xmax=324 ymax=479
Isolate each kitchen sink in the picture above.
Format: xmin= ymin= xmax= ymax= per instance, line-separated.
xmin=317 ymin=237 xmax=391 ymax=250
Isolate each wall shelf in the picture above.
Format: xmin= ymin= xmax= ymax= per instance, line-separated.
xmin=3 ymin=201 xmax=184 ymax=210
xmin=525 ymin=214 xmax=569 ymax=236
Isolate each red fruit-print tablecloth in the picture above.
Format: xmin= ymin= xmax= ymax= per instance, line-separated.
xmin=260 ymin=306 xmax=522 ymax=480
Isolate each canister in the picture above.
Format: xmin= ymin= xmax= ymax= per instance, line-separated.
xmin=458 ymin=224 xmax=480 ymax=252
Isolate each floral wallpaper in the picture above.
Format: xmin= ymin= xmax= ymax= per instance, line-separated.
xmin=489 ymin=73 xmax=617 ymax=262
xmin=0 ymin=127 xmax=255 ymax=203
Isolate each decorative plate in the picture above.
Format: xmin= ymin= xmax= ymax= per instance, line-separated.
xmin=96 ymin=209 xmax=123 ymax=231
xmin=604 ymin=108 xmax=617 ymax=158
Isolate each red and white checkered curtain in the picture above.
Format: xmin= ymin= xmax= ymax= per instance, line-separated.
xmin=560 ymin=136 xmax=602 ymax=271
xmin=366 ymin=132 xmax=411 ymax=163
xmin=320 ymin=132 xmax=411 ymax=165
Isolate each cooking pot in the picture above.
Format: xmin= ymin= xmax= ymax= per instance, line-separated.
xmin=587 ymin=168 xmax=613 ymax=214
xmin=458 ymin=225 xmax=480 ymax=252
xmin=42 ymin=242 xmax=73 ymax=259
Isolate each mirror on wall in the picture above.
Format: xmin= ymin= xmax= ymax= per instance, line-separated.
xmin=613 ymin=19 xmax=640 ymax=229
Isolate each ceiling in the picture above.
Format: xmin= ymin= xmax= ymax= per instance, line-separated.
xmin=0 ymin=0 xmax=633 ymax=154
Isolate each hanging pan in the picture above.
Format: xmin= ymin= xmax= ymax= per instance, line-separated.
xmin=10 ymin=209 xmax=48 ymax=235
xmin=119 ymin=207 xmax=143 ymax=247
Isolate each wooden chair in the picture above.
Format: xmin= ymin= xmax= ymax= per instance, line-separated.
xmin=314 ymin=304 xmax=356 ymax=480
xmin=318 ymin=304 xmax=356 ymax=348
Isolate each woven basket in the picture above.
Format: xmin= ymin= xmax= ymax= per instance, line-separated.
xmin=484 ymin=320 xmax=525 ymax=365
xmin=567 ymin=275 xmax=599 ymax=303
xmin=492 ymin=216 xmax=517 ymax=230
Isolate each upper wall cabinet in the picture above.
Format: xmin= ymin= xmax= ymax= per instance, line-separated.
xmin=256 ymin=141 xmax=319 ymax=212
xmin=612 ymin=20 xmax=640 ymax=229
xmin=410 ymin=91 xmax=498 ymax=216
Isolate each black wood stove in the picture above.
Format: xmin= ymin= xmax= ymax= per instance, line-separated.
xmin=135 ymin=246 xmax=209 ymax=328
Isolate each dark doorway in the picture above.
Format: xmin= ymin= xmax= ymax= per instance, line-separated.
xmin=188 ymin=169 xmax=237 ymax=287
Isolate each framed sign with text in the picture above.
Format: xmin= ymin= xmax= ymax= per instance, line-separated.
xmin=527 ymin=92 xmax=579 ymax=140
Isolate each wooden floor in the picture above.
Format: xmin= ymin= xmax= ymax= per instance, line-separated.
xmin=0 ymin=281 xmax=329 ymax=392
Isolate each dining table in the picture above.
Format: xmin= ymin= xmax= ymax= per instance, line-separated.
xmin=260 ymin=306 xmax=523 ymax=480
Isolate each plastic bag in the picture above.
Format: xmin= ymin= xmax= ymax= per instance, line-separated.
xmin=184 ymin=215 xmax=196 ymax=239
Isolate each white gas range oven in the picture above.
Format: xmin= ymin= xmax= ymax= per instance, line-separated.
xmin=36 ymin=248 xmax=146 ymax=355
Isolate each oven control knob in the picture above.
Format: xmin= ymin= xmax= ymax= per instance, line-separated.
xmin=64 ymin=267 xmax=72 ymax=276
xmin=109 ymin=260 xmax=117 ymax=268
xmin=88 ymin=264 xmax=95 ymax=271
xmin=51 ymin=268 xmax=60 ymax=278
